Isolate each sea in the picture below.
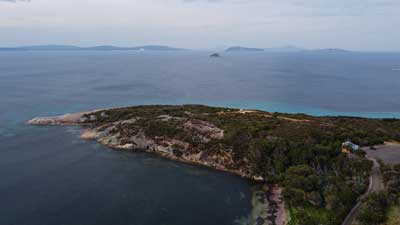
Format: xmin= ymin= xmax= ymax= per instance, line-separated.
xmin=0 ymin=50 xmax=399 ymax=225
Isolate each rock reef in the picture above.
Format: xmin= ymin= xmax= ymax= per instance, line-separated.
xmin=27 ymin=110 xmax=101 ymax=125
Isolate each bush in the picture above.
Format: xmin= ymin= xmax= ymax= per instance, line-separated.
xmin=357 ymin=192 xmax=389 ymax=225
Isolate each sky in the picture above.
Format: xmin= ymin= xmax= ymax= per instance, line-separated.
xmin=0 ymin=0 xmax=399 ymax=51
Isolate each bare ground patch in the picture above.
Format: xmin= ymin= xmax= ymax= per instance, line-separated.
xmin=364 ymin=142 xmax=400 ymax=164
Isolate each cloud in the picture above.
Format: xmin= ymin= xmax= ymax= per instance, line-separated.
xmin=183 ymin=0 xmax=222 ymax=2
xmin=0 ymin=0 xmax=399 ymax=51
xmin=180 ymin=0 xmax=400 ymax=16
xmin=0 ymin=0 xmax=30 ymax=2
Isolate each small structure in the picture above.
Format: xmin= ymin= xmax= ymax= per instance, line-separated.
xmin=341 ymin=141 xmax=360 ymax=153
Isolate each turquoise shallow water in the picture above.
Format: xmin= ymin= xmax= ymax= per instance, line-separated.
xmin=0 ymin=50 xmax=399 ymax=225
xmin=211 ymin=101 xmax=400 ymax=118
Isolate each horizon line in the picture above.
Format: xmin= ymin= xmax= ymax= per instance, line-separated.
xmin=1 ymin=44 xmax=400 ymax=53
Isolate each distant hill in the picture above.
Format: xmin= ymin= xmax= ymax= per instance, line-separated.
xmin=225 ymin=45 xmax=305 ymax=53
xmin=264 ymin=45 xmax=305 ymax=53
xmin=308 ymin=48 xmax=352 ymax=53
xmin=0 ymin=45 xmax=353 ymax=53
xmin=0 ymin=45 xmax=82 ymax=51
xmin=84 ymin=45 xmax=133 ymax=51
xmin=0 ymin=45 xmax=186 ymax=51
xmin=225 ymin=46 xmax=264 ymax=52
xmin=131 ymin=45 xmax=186 ymax=51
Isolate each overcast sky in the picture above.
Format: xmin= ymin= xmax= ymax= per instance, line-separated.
xmin=0 ymin=0 xmax=399 ymax=51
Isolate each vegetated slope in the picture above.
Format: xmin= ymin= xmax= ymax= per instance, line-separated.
xmin=355 ymin=161 xmax=400 ymax=225
xmin=70 ymin=105 xmax=400 ymax=225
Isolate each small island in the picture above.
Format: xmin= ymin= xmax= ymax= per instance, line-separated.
xmin=28 ymin=105 xmax=400 ymax=225
xmin=210 ymin=53 xmax=221 ymax=57
xmin=225 ymin=46 xmax=264 ymax=52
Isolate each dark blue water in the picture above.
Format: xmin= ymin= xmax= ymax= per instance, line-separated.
xmin=1 ymin=51 xmax=400 ymax=225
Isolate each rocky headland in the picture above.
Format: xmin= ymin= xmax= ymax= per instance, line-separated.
xmin=27 ymin=104 xmax=400 ymax=225
xmin=27 ymin=106 xmax=261 ymax=180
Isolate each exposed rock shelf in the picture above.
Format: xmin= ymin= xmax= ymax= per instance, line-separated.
xmin=27 ymin=106 xmax=263 ymax=181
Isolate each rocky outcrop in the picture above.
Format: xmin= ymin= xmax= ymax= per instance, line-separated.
xmin=183 ymin=119 xmax=224 ymax=142
xmin=77 ymin=120 xmax=254 ymax=179
xmin=27 ymin=109 xmax=259 ymax=180
xmin=27 ymin=110 xmax=100 ymax=125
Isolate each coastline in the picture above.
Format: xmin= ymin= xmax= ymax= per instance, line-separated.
xmin=27 ymin=108 xmax=290 ymax=225
xmin=27 ymin=109 xmax=264 ymax=181
xmin=208 ymin=102 xmax=400 ymax=119
xmin=246 ymin=185 xmax=288 ymax=225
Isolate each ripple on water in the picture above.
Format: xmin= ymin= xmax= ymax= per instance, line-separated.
xmin=0 ymin=129 xmax=16 ymax=139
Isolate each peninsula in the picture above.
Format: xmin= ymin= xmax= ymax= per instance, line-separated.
xmin=28 ymin=105 xmax=400 ymax=225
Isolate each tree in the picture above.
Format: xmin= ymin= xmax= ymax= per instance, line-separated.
xmin=296 ymin=210 xmax=320 ymax=225
xmin=283 ymin=188 xmax=305 ymax=207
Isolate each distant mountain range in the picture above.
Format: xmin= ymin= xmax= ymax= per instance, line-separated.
xmin=0 ymin=45 xmax=354 ymax=53
xmin=0 ymin=45 xmax=186 ymax=51
xmin=225 ymin=46 xmax=352 ymax=53
xmin=225 ymin=45 xmax=305 ymax=53
xmin=264 ymin=45 xmax=305 ymax=53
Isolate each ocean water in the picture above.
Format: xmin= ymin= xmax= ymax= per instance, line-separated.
xmin=0 ymin=50 xmax=400 ymax=225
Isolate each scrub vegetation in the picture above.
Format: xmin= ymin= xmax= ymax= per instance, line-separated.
xmin=357 ymin=163 xmax=400 ymax=225
xmin=86 ymin=105 xmax=400 ymax=225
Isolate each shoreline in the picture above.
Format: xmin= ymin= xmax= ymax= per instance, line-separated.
xmin=103 ymin=138 xmax=263 ymax=182
xmin=27 ymin=110 xmax=265 ymax=181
